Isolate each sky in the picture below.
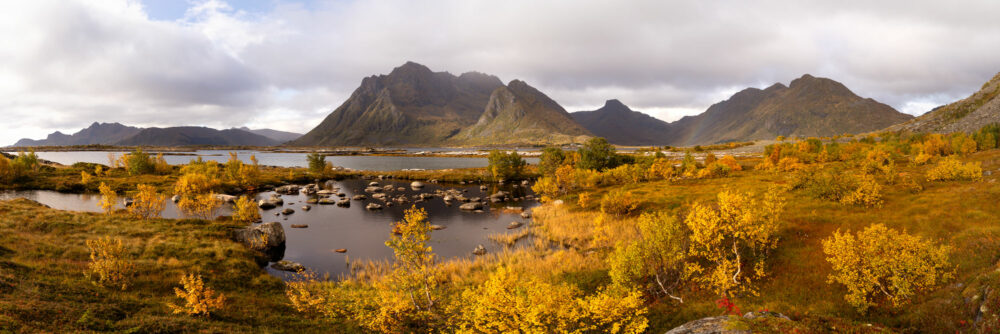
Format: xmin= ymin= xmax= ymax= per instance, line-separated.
xmin=2 ymin=0 xmax=1000 ymax=146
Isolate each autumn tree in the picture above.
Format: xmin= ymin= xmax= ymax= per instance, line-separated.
xmin=307 ymin=152 xmax=326 ymax=174
xmin=684 ymin=188 xmax=785 ymax=296
xmin=224 ymin=152 xmax=261 ymax=188
xmin=609 ymin=211 xmax=689 ymax=303
xmin=174 ymin=172 xmax=223 ymax=219
xmin=926 ymin=156 xmax=983 ymax=182
xmin=168 ymin=273 xmax=226 ymax=317
xmin=578 ymin=137 xmax=619 ymax=171
xmin=487 ymin=150 xmax=526 ymax=181
xmin=232 ymin=195 xmax=261 ymax=223
xmin=98 ymin=182 xmax=117 ymax=214
xmin=823 ymin=224 xmax=953 ymax=312
xmin=85 ymin=237 xmax=135 ymax=290
xmin=538 ymin=147 xmax=566 ymax=176
xmin=382 ymin=206 xmax=440 ymax=328
xmin=128 ymin=184 xmax=166 ymax=220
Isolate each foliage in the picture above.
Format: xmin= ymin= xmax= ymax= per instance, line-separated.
xmin=926 ymin=156 xmax=984 ymax=182
xmin=116 ymin=149 xmax=155 ymax=176
xmin=1 ymin=151 xmax=40 ymax=182
xmin=0 ymin=154 xmax=12 ymax=183
xmin=127 ymin=184 xmax=166 ymax=220
xmin=84 ymin=237 xmax=135 ymax=290
xmin=224 ymin=152 xmax=261 ymax=188
xmin=306 ymin=152 xmax=327 ymax=174
xmin=718 ymin=155 xmax=742 ymax=171
xmin=648 ymin=158 xmax=676 ymax=180
xmin=179 ymin=193 xmax=222 ymax=219
xmin=578 ymin=137 xmax=619 ymax=171
xmin=232 ymin=196 xmax=261 ymax=223
xmin=487 ymin=150 xmax=526 ymax=181
xmin=381 ymin=206 xmax=440 ymax=328
xmin=168 ymin=273 xmax=227 ymax=317
xmin=531 ymin=176 xmax=560 ymax=202
xmin=839 ymin=174 xmax=884 ymax=208
xmin=98 ymin=182 xmax=117 ymax=214
xmin=822 ymin=224 xmax=953 ymax=312
xmin=451 ymin=266 xmax=648 ymax=333
xmin=539 ymin=147 xmax=566 ymax=176
xmin=973 ymin=123 xmax=1000 ymax=150
xmin=174 ymin=171 xmax=223 ymax=218
xmin=609 ymin=211 xmax=689 ymax=303
xmin=684 ymin=189 xmax=784 ymax=296
xmin=80 ymin=171 xmax=92 ymax=185
xmin=600 ymin=189 xmax=640 ymax=217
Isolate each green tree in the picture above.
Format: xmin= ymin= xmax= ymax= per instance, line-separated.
xmin=609 ymin=211 xmax=689 ymax=303
xmin=538 ymin=147 xmax=566 ymax=176
xmin=487 ymin=150 xmax=526 ymax=181
xmin=577 ymin=137 xmax=618 ymax=171
xmin=306 ymin=152 xmax=326 ymax=174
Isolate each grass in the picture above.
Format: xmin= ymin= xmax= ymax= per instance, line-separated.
xmin=0 ymin=198 xmax=354 ymax=332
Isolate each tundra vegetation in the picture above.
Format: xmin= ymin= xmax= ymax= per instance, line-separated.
xmin=1 ymin=124 xmax=1000 ymax=332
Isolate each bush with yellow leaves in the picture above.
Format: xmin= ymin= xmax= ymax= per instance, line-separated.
xmin=98 ymin=182 xmax=117 ymax=214
xmin=600 ymin=189 xmax=640 ymax=217
xmin=84 ymin=237 xmax=136 ymax=290
xmin=179 ymin=193 xmax=222 ymax=219
xmin=926 ymin=156 xmax=984 ymax=182
xmin=168 ymin=273 xmax=227 ymax=317
xmin=127 ymin=184 xmax=165 ymax=220
xmin=450 ymin=266 xmax=648 ymax=334
xmin=174 ymin=172 xmax=223 ymax=218
xmin=531 ymin=176 xmax=560 ymax=202
xmin=684 ymin=189 xmax=784 ymax=296
xmin=381 ymin=206 xmax=440 ymax=327
xmin=647 ymin=158 xmax=676 ymax=180
xmin=822 ymin=224 xmax=952 ymax=312
xmin=839 ymin=174 xmax=884 ymax=208
xmin=609 ymin=211 xmax=689 ymax=303
xmin=717 ymin=155 xmax=742 ymax=171
xmin=80 ymin=171 xmax=92 ymax=185
xmin=232 ymin=196 xmax=261 ymax=223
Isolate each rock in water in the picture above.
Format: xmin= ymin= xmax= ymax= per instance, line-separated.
xmin=473 ymin=244 xmax=487 ymax=256
xmin=281 ymin=208 xmax=295 ymax=215
xmin=411 ymin=181 xmax=425 ymax=189
xmin=233 ymin=222 xmax=286 ymax=252
xmin=290 ymin=224 xmax=308 ymax=228
xmin=334 ymin=248 xmax=347 ymax=253
xmin=271 ymin=260 xmax=305 ymax=272
xmin=366 ymin=203 xmax=383 ymax=210
xmin=459 ymin=202 xmax=483 ymax=211
xmin=336 ymin=199 xmax=351 ymax=207
xmin=507 ymin=221 xmax=523 ymax=229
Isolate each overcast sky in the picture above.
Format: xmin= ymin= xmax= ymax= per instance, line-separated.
xmin=2 ymin=0 xmax=1000 ymax=146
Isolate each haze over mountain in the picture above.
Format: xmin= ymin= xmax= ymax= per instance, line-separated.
xmin=13 ymin=122 xmax=142 ymax=147
xmin=888 ymin=71 xmax=1000 ymax=133
xmin=571 ymin=100 xmax=672 ymax=146
xmin=116 ymin=127 xmax=279 ymax=147
xmin=663 ymin=74 xmax=913 ymax=145
xmin=291 ymin=62 xmax=592 ymax=146
xmin=235 ymin=127 xmax=302 ymax=143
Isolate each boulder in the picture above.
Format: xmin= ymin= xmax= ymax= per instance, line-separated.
xmin=665 ymin=312 xmax=791 ymax=334
xmin=232 ymin=222 xmax=286 ymax=252
xmin=411 ymin=181 xmax=425 ymax=189
xmin=507 ymin=221 xmax=523 ymax=229
xmin=430 ymin=224 xmax=446 ymax=230
xmin=460 ymin=202 xmax=484 ymax=211
xmin=305 ymin=198 xmax=319 ymax=204
xmin=301 ymin=205 xmax=311 ymax=211
xmin=290 ymin=224 xmax=308 ymax=228
xmin=366 ymin=203 xmax=383 ymax=210
xmin=365 ymin=186 xmax=381 ymax=193
xmin=271 ymin=260 xmax=305 ymax=272
xmin=369 ymin=181 xmax=379 ymax=187
xmin=383 ymin=185 xmax=395 ymax=192
xmin=215 ymin=194 xmax=237 ymax=204
xmin=317 ymin=189 xmax=336 ymax=195
xmin=473 ymin=244 xmax=487 ymax=256
xmin=318 ymin=198 xmax=337 ymax=205
xmin=352 ymin=194 xmax=367 ymax=201
xmin=521 ymin=211 xmax=532 ymax=219
xmin=336 ymin=199 xmax=351 ymax=207
xmin=275 ymin=185 xmax=300 ymax=195
xmin=443 ymin=195 xmax=456 ymax=202
xmin=171 ymin=195 xmax=180 ymax=203
xmin=281 ymin=208 xmax=295 ymax=215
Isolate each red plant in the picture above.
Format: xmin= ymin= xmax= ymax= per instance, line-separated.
xmin=716 ymin=297 xmax=741 ymax=316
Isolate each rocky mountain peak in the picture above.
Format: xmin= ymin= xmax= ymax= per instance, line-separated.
xmin=601 ymin=99 xmax=630 ymax=112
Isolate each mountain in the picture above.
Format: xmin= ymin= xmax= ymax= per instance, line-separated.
xmin=888 ymin=71 xmax=1000 ymax=133
xmin=453 ymin=80 xmax=592 ymax=145
xmin=289 ymin=61 xmax=506 ymax=146
xmin=664 ymin=74 xmax=913 ymax=145
xmin=13 ymin=122 xmax=142 ymax=147
xmin=571 ymin=100 xmax=672 ymax=145
xmin=115 ymin=127 xmax=279 ymax=146
xmin=235 ymin=127 xmax=302 ymax=143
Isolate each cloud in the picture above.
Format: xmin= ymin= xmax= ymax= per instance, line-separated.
xmin=2 ymin=0 xmax=1000 ymax=145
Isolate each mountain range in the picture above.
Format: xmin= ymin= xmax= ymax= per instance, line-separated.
xmin=571 ymin=99 xmax=673 ymax=146
xmin=888 ymin=71 xmax=1000 ymax=133
xmin=12 ymin=123 xmax=301 ymax=147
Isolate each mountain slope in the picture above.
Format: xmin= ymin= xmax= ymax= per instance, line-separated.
xmin=571 ymin=100 xmax=673 ymax=145
xmin=115 ymin=127 xmax=279 ymax=146
xmin=289 ymin=61 xmax=504 ymax=146
xmin=13 ymin=122 xmax=142 ymax=147
xmin=236 ymin=127 xmax=302 ymax=143
xmin=453 ymin=80 xmax=592 ymax=145
xmin=665 ymin=74 xmax=913 ymax=145
xmin=889 ymin=71 xmax=1000 ymax=133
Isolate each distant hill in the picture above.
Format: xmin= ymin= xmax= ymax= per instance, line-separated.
xmin=115 ymin=127 xmax=279 ymax=146
xmin=454 ymin=80 xmax=592 ymax=145
xmin=663 ymin=74 xmax=913 ymax=145
xmin=235 ymin=127 xmax=301 ymax=143
xmin=888 ymin=71 xmax=1000 ymax=133
xmin=289 ymin=61 xmax=505 ymax=146
xmin=571 ymin=100 xmax=672 ymax=145
xmin=13 ymin=122 xmax=142 ymax=147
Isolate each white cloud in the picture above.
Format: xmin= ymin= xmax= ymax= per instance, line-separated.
xmin=2 ymin=0 xmax=1000 ymax=145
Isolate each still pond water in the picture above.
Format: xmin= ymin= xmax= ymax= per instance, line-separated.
xmin=0 ymin=178 xmax=538 ymax=279
xmin=11 ymin=150 xmax=539 ymax=171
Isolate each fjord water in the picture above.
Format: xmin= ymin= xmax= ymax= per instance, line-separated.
xmin=0 ymin=178 xmax=538 ymax=279
xmin=11 ymin=150 xmax=540 ymax=170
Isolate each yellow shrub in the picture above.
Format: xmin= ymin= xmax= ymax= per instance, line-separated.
xmin=840 ymin=175 xmax=883 ymax=208
xmin=232 ymin=196 xmax=261 ymax=223
xmin=823 ymin=224 xmax=952 ymax=312
xmin=648 ymin=158 xmax=676 ymax=180
xmin=98 ymin=182 xmax=117 ymax=214
xmin=577 ymin=192 xmax=594 ymax=209
xmin=531 ymin=176 xmax=560 ymax=202
xmin=178 ymin=193 xmax=222 ymax=219
xmin=555 ymin=164 xmax=578 ymax=193
xmin=600 ymin=189 xmax=640 ymax=217
xmin=85 ymin=237 xmax=135 ymax=290
xmin=919 ymin=134 xmax=951 ymax=157
xmin=776 ymin=157 xmax=805 ymax=172
xmin=912 ymin=152 xmax=934 ymax=165
xmin=704 ymin=153 xmax=717 ymax=165
xmin=718 ymin=155 xmax=742 ymax=171
xmin=128 ymin=184 xmax=166 ymax=220
xmin=168 ymin=273 xmax=226 ymax=317
xmin=926 ymin=156 xmax=983 ymax=182
xmin=80 ymin=171 xmax=92 ymax=185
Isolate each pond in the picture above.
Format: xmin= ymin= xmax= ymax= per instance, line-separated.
xmin=0 ymin=178 xmax=539 ymax=280
xmin=7 ymin=150 xmax=540 ymax=171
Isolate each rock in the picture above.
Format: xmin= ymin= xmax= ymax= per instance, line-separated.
xmin=122 ymin=198 xmax=133 ymax=207
xmin=460 ymin=202 xmax=484 ymax=211
xmin=480 ymin=185 xmax=488 ymax=191
xmin=290 ymin=224 xmax=308 ymax=228
xmin=305 ymin=198 xmax=319 ymax=204
xmin=336 ymin=199 xmax=351 ymax=207
xmin=521 ymin=180 xmax=529 ymax=185
xmin=443 ymin=195 xmax=456 ymax=202
xmin=352 ymin=194 xmax=367 ymax=201
xmin=521 ymin=211 xmax=532 ymax=219
xmin=369 ymin=181 xmax=380 ymax=187
xmin=334 ymin=248 xmax=347 ymax=253
xmin=281 ymin=208 xmax=295 ymax=215
xmin=552 ymin=199 xmax=564 ymax=206
xmin=383 ymin=185 xmax=395 ymax=192
xmin=411 ymin=181 xmax=425 ymax=189
xmin=505 ymin=206 xmax=524 ymax=212
xmin=215 ymin=194 xmax=237 ymax=203
xmin=271 ymin=260 xmax=305 ymax=272
xmin=395 ymin=196 xmax=409 ymax=204
xmin=365 ymin=186 xmax=381 ymax=193
xmin=171 ymin=195 xmax=180 ymax=203
xmin=985 ymin=170 xmax=993 ymax=176
xmin=665 ymin=312 xmax=791 ymax=334
xmin=372 ymin=193 xmax=387 ymax=200
xmin=473 ymin=244 xmax=487 ymax=256
xmin=420 ymin=193 xmax=434 ymax=200
xmin=318 ymin=198 xmax=336 ymax=205
xmin=430 ymin=224 xmax=446 ymax=230
xmin=337 ymin=192 xmax=346 ymax=197
xmin=301 ymin=205 xmax=311 ymax=211
xmin=366 ymin=203 xmax=382 ymax=210
xmin=397 ymin=187 xmax=406 ymax=192
xmin=233 ymin=222 xmax=286 ymax=251
xmin=429 ymin=179 xmax=438 ymax=183
xmin=275 ymin=185 xmax=300 ymax=195
xmin=317 ymin=189 xmax=336 ymax=195
xmin=507 ymin=221 xmax=523 ymax=229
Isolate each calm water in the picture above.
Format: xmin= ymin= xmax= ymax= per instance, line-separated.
xmin=7 ymin=150 xmax=540 ymax=171
xmin=0 ymin=178 xmax=538 ymax=279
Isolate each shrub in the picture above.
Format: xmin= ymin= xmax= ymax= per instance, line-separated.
xmin=84 ymin=237 xmax=135 ymax=290
xmin=487 ymin=150 xmax=526 ymax=181
xmin=98 ymin=182 xmax=117 ymax=214
xmin=600 ymin=189 xmax=640 ymax=217
xmin=531 ymin=176 xmax=560 ymax=202
xmin=973 ymin=123 xmax=1000 ymax=150
xmin=306 ymin=152 xmax=326 ymax=174
xmin=926 ymin=156 xmax=983 ymax=182
xmin=717 ymin=155 xmax=742 ymax=171
xmin=232 ymin=196 xmax=261 ymax=223
xmin=80 ymin=171 xmax=92 ymax=185
xmin=578 ymin=137 xmax=619 ymax=171
xmin=168 ymin=273 xmax=226 ymax=317
xmin=384 ymin=206 xmax=439 ymax=318
xmin=174 ymin=172 xmax=223 ymax=218
xmin=839 ymin=175 xmax=883 ymax=208
xmin=224 ymin=152 xmax=261 ymax=187
xmin=951 ymin=132 xmax=978 ymax=156
xmin=919 ymin=134 xmax=951 ymax=157
xmin=0 ymin=155 xmax=12 ymax=183
xmin=603 ymin=164 xmax=645 ymax=184
xmin=647 ymin=158 xmax=676 ymax=180
xmin=609 ymin=211 xmax=689 ymax=303
xmin=538 ymin=147 xmax=566 ymax=176
xmin=117 ymin=149 xmax=155 ymax=175
xmin=179 ymin=193 xmax=222 ymax=219
xmin=823 ymin=224 xmax=952 ymax=312
xmin=128 ymin=184 xmax=166 ymax=220
xmin=684 ymin=189 xmax=784 ymax=296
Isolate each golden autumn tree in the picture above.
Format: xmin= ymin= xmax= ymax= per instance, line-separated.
xmin=684 ymin=188 xmax=784 ymax=296
xmin=128 ymin=184 xmax=166 ymax=220
xmin=168 ymin=273 xmax=226 ymax=317
xmin=380 ymin=206 xmax=440 ymax=329
xmin=609 ymin=211 xmax=689 ymax=303
xmin=98 ymin=182 xmax=117 ymax=214
xmin=174 ymin=172 xmax=223 ymax=219
xmin=232 ymin=195 xmax=261 ymax=223
xmin=84 ymin=237 xmax=135 ymax=290
xmin=822 ymin=224 xmax=952 ymax=312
